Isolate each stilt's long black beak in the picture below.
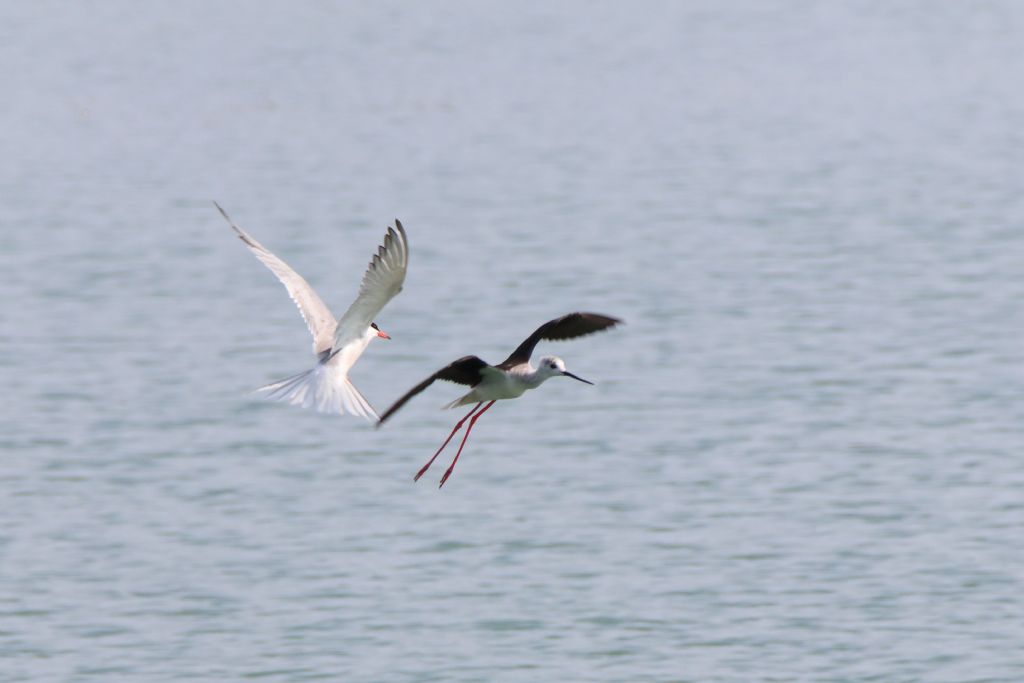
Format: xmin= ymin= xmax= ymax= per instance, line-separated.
xmin=563 ymin=371 xmax=594 ymax=385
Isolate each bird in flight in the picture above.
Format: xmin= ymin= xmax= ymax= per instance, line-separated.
xmin=215 ymin=202 xmax=408 ymax=422
xmin=377 ymin=312 xmax=621 ymax=486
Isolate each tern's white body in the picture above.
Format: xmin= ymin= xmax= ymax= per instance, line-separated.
xmin=330 ymin=325 xmax=379 ymax=371
xmin=269 ymin=325 xmax=382 ymax=416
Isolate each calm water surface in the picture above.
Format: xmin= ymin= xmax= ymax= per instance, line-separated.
xmin=2 ymin=2 xmax=1024 ymax=681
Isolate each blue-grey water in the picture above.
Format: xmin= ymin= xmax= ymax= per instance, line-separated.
xmin=3 ymin=2 xmax=1024 ymax=681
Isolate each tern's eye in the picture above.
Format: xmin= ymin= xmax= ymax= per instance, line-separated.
xmin=370 ymin=322 xmax=379 ymax=330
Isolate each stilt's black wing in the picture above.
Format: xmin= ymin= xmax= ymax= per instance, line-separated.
xmin=497 ymin=312 xmax=622 ymax=369
xmin=377 ymin=355 xmax=490 ymax=425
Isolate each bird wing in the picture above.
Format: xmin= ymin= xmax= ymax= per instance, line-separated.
xmin=331 ymin=219 xmax=409 ymax=353
xmin=377 ymin=355 xmax=489 ymax=425
xmin=497 ymin=312 xmax=622 ymax=369
xmin=216 ymin=202 xmax=337 ymax=356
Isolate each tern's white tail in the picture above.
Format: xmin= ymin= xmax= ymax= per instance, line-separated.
xmin=255 ymin=363 xmax=379 ymax=422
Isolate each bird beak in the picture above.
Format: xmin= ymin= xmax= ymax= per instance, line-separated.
xmin=563 ymin=371 xmax=594 ymax=385
xmin=376 ymin=329 xmax=391 ymax=340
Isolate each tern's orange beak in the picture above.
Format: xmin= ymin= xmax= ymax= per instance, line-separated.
xmin=376 ymin=329 xmax=391 ymax=340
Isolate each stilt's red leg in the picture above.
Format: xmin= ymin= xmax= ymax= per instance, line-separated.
xmin=439 ymin=400 xmax=496 ymax=488
xmin=413 ymin=403 xmax=483 ymax=482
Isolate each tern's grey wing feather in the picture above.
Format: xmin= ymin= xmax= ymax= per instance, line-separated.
xmin=332 ymin=219 xmax=409 ymax=352
xmin=377 ymin=355 xmax=488 ymax=425
xmin=497 ymin=312 xmax=622 ymax=369
xmin=216 ymin=202 xmax=337 ymax=355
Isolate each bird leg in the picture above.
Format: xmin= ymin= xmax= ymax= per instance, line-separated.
xmin=413 ymin=402 xmax=483 ymax=482
xmin=439 ymin=400 xmax=495 ymax=488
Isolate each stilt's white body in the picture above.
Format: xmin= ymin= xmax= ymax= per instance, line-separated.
xmin=444 ymin=359 xmax=561 ymax=408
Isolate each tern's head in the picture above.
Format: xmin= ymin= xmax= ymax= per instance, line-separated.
xmin=369 ymin=322 xmax=390 ymax=340
xmin=537 ymin=356 xmax=593 ymax=385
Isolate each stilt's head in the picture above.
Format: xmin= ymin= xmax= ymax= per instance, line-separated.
xmin=537 ymin=356 xmax=593 ymax=385
xmin=369 ymin=322 xmax=391 ymax=340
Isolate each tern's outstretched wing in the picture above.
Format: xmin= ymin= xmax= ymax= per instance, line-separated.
xmin=377 ymin=355 xmax=489 ymax=425
xmin=216 ymin=202 xmax=337 ymax=356
xmin=331 ymin=219 xmax=409 ymax=353
xmin=497 ymin=312 xmax=622 ymax=369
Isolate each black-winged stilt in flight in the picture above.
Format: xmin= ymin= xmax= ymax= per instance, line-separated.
xmin=377 ymin=312 xmax=621 ymax=486
xmin=215 ymin=202 xmax=408 ymax=422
